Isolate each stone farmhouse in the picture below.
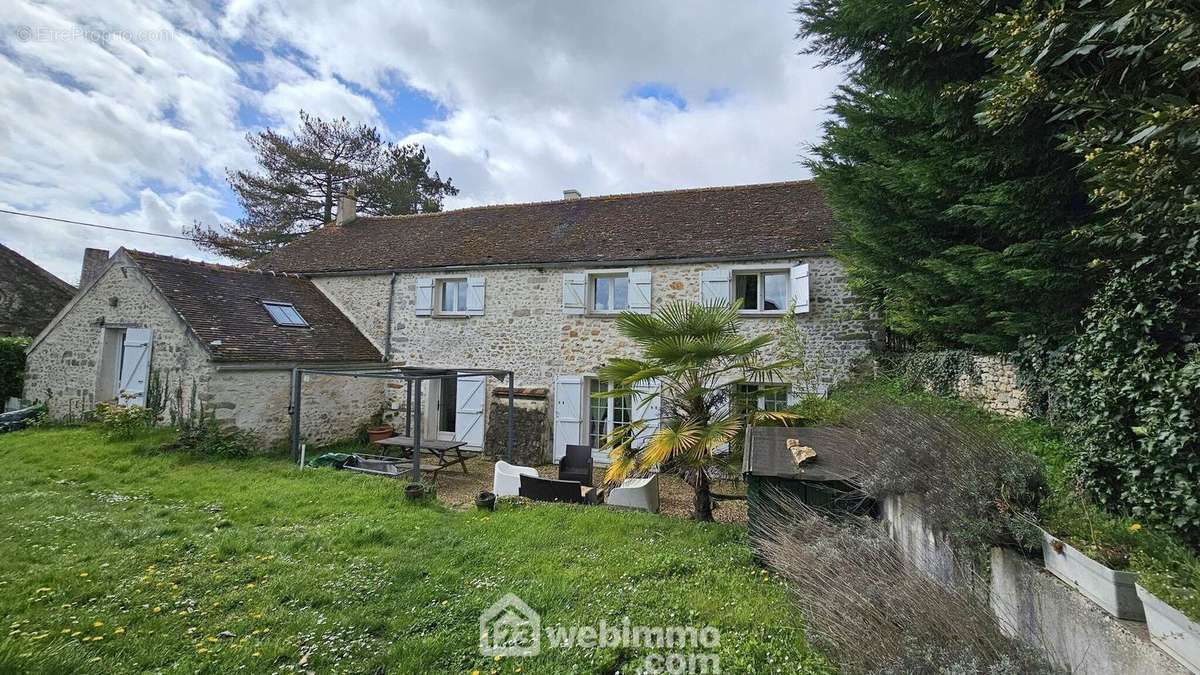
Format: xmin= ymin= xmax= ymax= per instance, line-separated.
xmin=25 ymin=181 xmax=874 ymax=460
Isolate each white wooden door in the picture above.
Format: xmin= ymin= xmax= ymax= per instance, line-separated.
xmin=454 ymin=375 xmax=486 ymax=449
xmin=553 ymin=375 xmax=584 ymax=461
xmin=117 ymin=328 xmax=153 ymax=407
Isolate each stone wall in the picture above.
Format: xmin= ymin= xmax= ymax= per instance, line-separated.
xmin=955 ymin=355 xmax=1026 ymax=417
xmin=24 ymin=257 xmax=213 ymax=419
xmin=313 ymin=256 xmax=875 ymax=432
xmin=483 ymin=388 xmax=550 ymax=466
xmin=207 ymin=369 xmax=385 ymax=447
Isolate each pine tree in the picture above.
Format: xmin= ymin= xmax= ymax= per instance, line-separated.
xmin=797 ymin=0 xmax=1095 ymax=351
xmin=191 ymin=111 xmax=457 ymax=261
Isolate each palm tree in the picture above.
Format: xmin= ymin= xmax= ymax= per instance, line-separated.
xmin=597 ymin=301 xmax=798 ymax=521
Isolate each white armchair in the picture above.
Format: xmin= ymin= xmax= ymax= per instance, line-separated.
xmin=606 ymin=474 xmax=660 ymax=513
xmin=493 ymin=460 xmax=538 ymax=497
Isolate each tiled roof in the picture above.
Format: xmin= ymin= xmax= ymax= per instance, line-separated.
xmin=126 ymin=250 xmax=381 ymax=363
xmin=253 ymin=180 xmax=833 ymax=274
xmin=0 ymin=243 xmax=75 ymax=337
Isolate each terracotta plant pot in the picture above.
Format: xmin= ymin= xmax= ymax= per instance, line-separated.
xmin=404 ymin=483 xmax=426 ymax=501
xmin=367 ymin=426 xmax=395 ymax=443
xmin=1136 ymin=583 xmax=1200 ymax=673
xmin=475 ymin=491 xmax=497 ymax=511
xmin=1040 ymin=528 xmax=1145 ymax=621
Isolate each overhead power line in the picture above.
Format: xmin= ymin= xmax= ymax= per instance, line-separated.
xmin=0 ymin=208 xmax=194 ymax=241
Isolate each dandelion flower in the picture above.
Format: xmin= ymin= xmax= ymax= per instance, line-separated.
xmin=93 ymin=621 xmax=104 ymax=628
xmin=1128 ymin=523 xmax=1142 ymax=533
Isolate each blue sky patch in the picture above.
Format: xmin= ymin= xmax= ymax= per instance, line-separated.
xmin=625 ymin=82 xmax=687 ymax=110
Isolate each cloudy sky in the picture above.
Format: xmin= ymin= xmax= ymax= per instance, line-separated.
xmin=0 ymin=1 xmax=842 ymax=284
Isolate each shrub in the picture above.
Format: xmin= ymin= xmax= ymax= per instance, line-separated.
xmin=829 ymin=399 xmax=1046 ymax=563
xmin=1058 ymin=271 xmax=1200 ymax=547
xmin=93 ymin=402 xmax=155 ymax=441
xmin=752 ymin=493 xmax=1051 ymax=674
xmin=0 ymin=337 xmax=30 ymax=402
xmin=161 ymin=379 xmax=260 ymax=458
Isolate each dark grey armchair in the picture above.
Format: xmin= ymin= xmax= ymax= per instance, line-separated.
xmin=519 ymin=474 xmax=598 ymax=504
xmin=559 ymin=444 xmax=594 ymax=486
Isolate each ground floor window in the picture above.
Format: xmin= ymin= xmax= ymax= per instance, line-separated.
xmin=588 ymin=379 xmax=632 ymax=448
xmin=735 ymin=383 xmax=790 ymax=413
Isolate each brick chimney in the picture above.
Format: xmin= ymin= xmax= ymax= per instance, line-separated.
xmin=335 ymin=190 xmax=357 ymax=226
xmin=563 ymin=189 xmax=581 ymax=201
xmin=79 ymin=248 xmax=110 ymax=289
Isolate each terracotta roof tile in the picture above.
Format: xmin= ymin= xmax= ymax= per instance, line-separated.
xmin=126 ymin=250 xmax=381 ymax=363
xmin=253 ymin=180 xmax=832 ymax=274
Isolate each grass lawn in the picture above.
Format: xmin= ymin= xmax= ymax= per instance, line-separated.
xmin=0 ymin=428 xmax=827 ymax=674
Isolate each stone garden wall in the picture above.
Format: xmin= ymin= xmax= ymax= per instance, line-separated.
xmin=954 ymin=354 xmax=1026 ymax=417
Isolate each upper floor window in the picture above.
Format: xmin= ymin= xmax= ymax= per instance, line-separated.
xmin=734 ymin=271 xmax=788 ymax=313
xmin=591 ymin=274 xmax=629 ymax=313
xmin=416 ymin=276 xmax=484 ymax=317
xmin=438 ymin=278 xmax=468 ymax=315
xmin=263 ymin=301 xmax=307 ymax=327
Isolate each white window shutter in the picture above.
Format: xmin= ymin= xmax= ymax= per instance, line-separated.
xmin=466 ymin=277 xmax=485 ymax=316
xmin=699 ymin=268 xmax=731 ymax=305
xmin=628 ymin=271 xmax=652 ymax=314
xmin=791 ymin=263 xmax=810 ymax=314
xmin=415 ymin=278 xmax=433 ymax=316
xmin=633 ymin=378 xmax=660 ymax=445
xmin=454 ymin=375 xmax=486 ymax=448
xmin=562 ymin=273 xmax=586 ymax=315
xmin=117 ymin=328 xmax=153 ymax=407
xmin=553 ymin=375 xmax=584 ymax=460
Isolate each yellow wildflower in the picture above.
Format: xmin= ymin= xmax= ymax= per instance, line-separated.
xmin=1128 ymin=523 xmax=1142 ymax=533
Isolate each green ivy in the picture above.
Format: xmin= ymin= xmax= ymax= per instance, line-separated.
xmin=890 ymin=350 xmax=980 ymax=398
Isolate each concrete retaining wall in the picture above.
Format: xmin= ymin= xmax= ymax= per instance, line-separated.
xmin=990 ymin=547 xmax=1186 ymax=674
xmin=881 ymin=492 xmax=1186 ymax=674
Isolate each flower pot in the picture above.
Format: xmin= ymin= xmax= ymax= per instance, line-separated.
xmin=367 ymin=426 xmax=395 ymax=443
xmin=404 ymin=483 xmax=426 ymax=501
xmin=475 ymin=491 xmax=496 ymax=511
xmin=1136 ymin=583 xmax=1200 ymax=674
xmin=1040 ymin=528 xmax=1145 ymax=621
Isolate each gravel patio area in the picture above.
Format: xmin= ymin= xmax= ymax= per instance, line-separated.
xmin=429 ymin=456 xmax=749 ymax=524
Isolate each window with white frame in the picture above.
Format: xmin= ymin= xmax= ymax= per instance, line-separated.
xmin=588 ymin=379 xmax=632 ymax=448
xmin=735 ymin=383 xmax=790 ymax=413
xmin=734 ymin=270 xmax=788 ymax=312
xmin=436 ymin=278 xmax=468 ymax=315
xmin=590 ymin=273 xmax=629 ymax=313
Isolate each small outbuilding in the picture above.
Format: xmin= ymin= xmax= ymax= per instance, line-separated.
xmin=24 ymin=249 xmax=384 ymax=444
xmin=742 ymin=426 xmax=873 ymax=538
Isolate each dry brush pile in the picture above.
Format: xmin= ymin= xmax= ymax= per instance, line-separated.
xmin=753 ymin=493 xmax=1052 ymax=674
xmin=750 ymin=400 xmax=1055 ymax=673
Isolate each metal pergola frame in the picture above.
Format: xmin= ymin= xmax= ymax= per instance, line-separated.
xmin=290 ymin=365 xmax=515 ymax=481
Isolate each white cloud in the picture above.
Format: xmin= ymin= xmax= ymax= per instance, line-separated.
xmin=259 ymin=78 xmax=381 ymax=127
xmin=1 ymin=0 xmax=842 ymax=282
